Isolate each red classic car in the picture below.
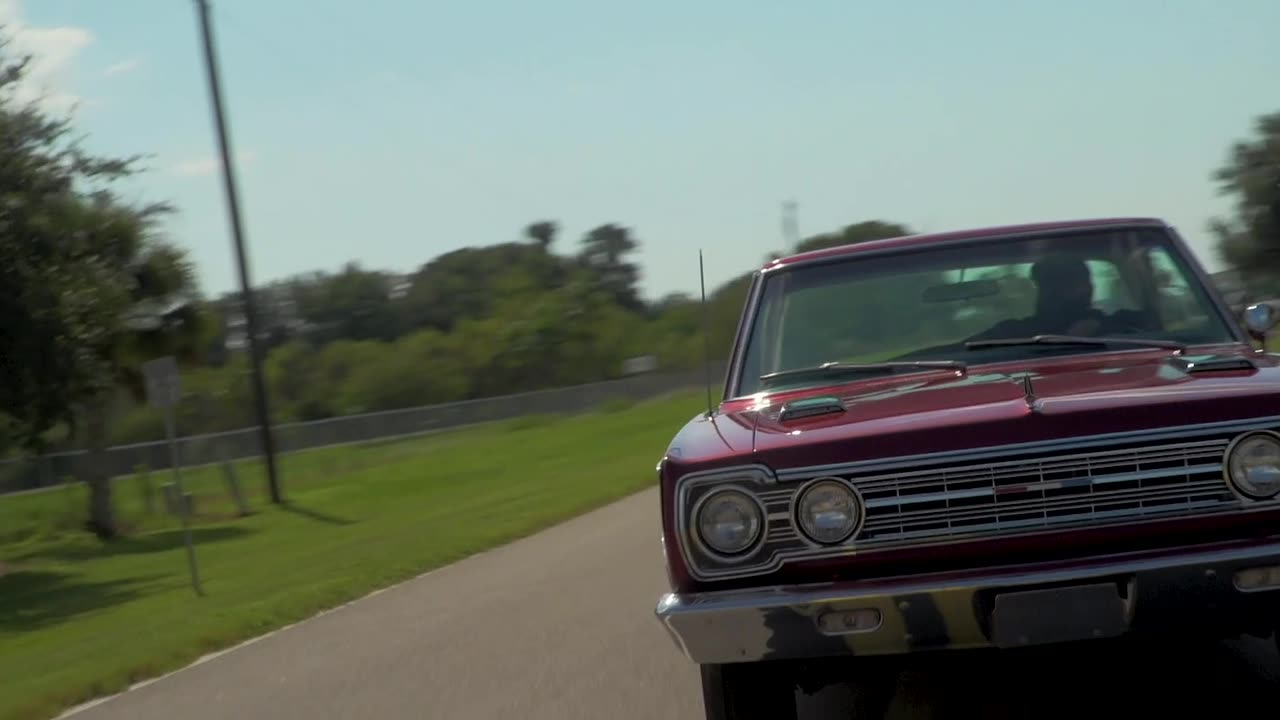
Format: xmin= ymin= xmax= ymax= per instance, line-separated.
xmin=654 ymin=218 xmax=1280 ymax=719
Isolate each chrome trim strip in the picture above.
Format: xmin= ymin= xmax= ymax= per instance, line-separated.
xmin=761 ymin=221 xmax=1173 ymax=276
xmin=870 ymin=496 xmax=1232 ymax=541
xmin=687 ymin=487 xmax=770 ymax=565
xmin=673 ymin=464 xmax=779 ymax=581
xmin=655 ymin=537 xmax=1280 ymax=664
xmin=667 ymin=538 xmax=1280 ymax=610
xmin=789 ymin=476 xmax=867 ymax=547
xmin=676 ymin=464 xmax=778 ymax=489
xmin=774 ymin=415 xmax=1280 ymax=481
xmin=1164 ymin=225 xmax=1252 ymax=345
xmin=1222 ymin=430 xmax=1280 ymax=502
xmin=862 ymin=463 xmax=1223 ymax=511
xmin=869 ymin=501 xmax=1232 ymax=543
xmin=851 ymin=437 xmax=1229 ymax=492
xmin=862 ymin=480 xmax=1227 ymax=528
xmin=721 ymin=271 xmax=763 ymax=403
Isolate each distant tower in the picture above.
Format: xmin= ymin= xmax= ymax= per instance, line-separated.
xmin=781 ymin=200 xmax=800 ymax=252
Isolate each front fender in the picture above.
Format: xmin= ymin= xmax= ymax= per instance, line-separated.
xmin=661 ymin=535 xmax=677 ymax=589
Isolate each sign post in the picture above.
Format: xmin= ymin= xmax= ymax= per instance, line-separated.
xmin=143 ymin=356 xmax=203 ymax=596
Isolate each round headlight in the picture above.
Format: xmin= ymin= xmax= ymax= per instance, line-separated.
xmin=796 ymin=478 xmax=862 ymax=545
xmin=1226 ymin=432 xmax=1280 ymax=499
xmin=695 ymin=489 xmax=764 ymax=556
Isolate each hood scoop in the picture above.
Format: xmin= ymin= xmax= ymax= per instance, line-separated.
xmin=778 ymin=395 xmax=847 ymax=423
xmin=1168 ymin=355 xmax=1258 ymax=374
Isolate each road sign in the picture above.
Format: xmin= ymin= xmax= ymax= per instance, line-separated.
xmin=142 ymin=356 xmax=182 ymax=409
xmin=142 ymin=355 xmax=202 ymax=595
xmin=622 ymin=355 xmax=658 ymax=375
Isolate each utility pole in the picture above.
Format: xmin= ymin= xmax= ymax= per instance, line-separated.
xmin=782 ymin=200 xmax=800 ymax=251
xmin=192 ymin=0 xmax=283 ymax=503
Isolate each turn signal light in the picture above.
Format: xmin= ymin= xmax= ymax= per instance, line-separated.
xmin=1234 ymin=565 xmax=1280 ymax=592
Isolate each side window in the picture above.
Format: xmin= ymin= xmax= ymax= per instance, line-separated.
xmin=1147 ymin=247 xmax=1211 ymax=332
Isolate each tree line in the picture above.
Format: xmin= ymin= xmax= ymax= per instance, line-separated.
xmin=107 ymin=219 xmax=930 ymax=446
xmin=1210 ymin=110 xmax=1280 ymax=298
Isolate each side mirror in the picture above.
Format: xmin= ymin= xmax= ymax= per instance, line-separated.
xmin=1244 ymin=302 xmax=1278 ymax=345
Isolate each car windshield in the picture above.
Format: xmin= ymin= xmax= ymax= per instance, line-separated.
xmin=734 ymin=227 xmax=1239 ymax=396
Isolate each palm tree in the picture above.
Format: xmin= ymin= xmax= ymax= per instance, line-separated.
xmin=77 ymin=196 xmax=207 ymax=539
xmin=579 ymin=224 xmax=642 ymax=312
xmin=524 ymin=221 xmax=558 ymax=250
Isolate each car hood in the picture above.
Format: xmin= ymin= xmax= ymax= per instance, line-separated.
xmin=736 ymin=347 xmax=1280 ymax=470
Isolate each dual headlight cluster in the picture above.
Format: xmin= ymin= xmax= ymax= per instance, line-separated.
xmin=694 ymin=478 xmax=864 ymax=558
xmin=1227 ymin=431 xmax=1280 ymax=500
xmin=691 ymin=431 xmax=1280 ymax=558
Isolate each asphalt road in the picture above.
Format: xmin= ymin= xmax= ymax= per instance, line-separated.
xmin=65 ymin=488 xmax=1280 ymax=720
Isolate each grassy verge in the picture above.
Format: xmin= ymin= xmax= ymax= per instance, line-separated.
xmin=0 ymin=391 xmax=701 ymax=720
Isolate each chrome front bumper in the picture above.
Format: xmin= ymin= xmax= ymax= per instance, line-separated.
xmin=655 ymin=539 xmax=1280 ymax=665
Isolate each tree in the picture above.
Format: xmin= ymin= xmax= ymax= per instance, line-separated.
xmin=524 ymin=220 xmax=557 ymax=250
xmin=0 ymin=56 xmax=129 ymax=451
xmin=77 ymin=200 xmax=206 ymax=539
xmin=1210 ymin=110 xmax=1280 ymax=295
xmin=266 ymin=340 xmax=323 ymax=420
xmin=0 ymin=41 xmax=202 ymax=537
xmin=578 ymin=223 xmax=643 ymax=312
xmin=794 ymin=220 xmax=912 ymax=254
xmin=290 ymin=262 xmax=400 ymax=343
xmin=338 ymin=332 xmax=468 ymax=413
xmin=400 ymin=242 xmax=566 ymax=332
xmin=449 ymin=266 xmax=625 ymax=395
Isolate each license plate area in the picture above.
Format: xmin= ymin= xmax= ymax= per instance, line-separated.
xmin=990 ymin=582 xmax=1129 ymax=649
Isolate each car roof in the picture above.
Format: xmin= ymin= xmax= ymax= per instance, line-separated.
xmin=762 ymin=217 xmax=1169 ymax=271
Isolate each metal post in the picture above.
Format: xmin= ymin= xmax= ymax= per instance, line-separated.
xmin=192 ymin=0 xmax=282 ymax=503
xmin=699 ymin=250 xmax=713 ymax=416
xmin=781 ymin=200 xmax=800 ymax=250
xmin=163 ymin=410 xmax=203 ymax=596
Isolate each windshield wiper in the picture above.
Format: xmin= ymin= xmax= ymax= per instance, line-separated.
xmin=965 ymin=334 xmax=1186 ymax=354
xmin=759 ymin=360 xmax=967 ymax=387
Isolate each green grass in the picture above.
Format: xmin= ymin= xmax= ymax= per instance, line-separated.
xmin=0 ymin=391 xmax=702 ymax=720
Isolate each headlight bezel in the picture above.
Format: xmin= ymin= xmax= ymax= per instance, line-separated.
xmin=1224 ymin=430 xmax=1280 ymax=501
xmin=689 ymin=486 xmax=768 ymax=562
xmin=792 ymin=476 xmax=865 ymax=546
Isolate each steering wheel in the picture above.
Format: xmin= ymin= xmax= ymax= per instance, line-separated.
xmin=1101 ymin=308 xmax=1158 ymax=335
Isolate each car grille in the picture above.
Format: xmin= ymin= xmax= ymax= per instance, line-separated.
xmin=850 ymin=437 xmax=1235 ymax=545
xmin=675 ymin=426 xmax=1278 ymax=581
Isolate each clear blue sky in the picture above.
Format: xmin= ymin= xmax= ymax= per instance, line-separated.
xmin=7 ymin=0 xmax=1279 ymax=299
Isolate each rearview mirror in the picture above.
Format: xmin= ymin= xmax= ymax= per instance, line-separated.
xmin=1243 ymin=302 xmax=1278 ymax=344
xmin=922 ymin=279 xmax=1000 ymax=304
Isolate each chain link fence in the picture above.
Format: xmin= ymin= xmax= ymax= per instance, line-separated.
xmin=0 ymin=365 xmax=723 ymax=496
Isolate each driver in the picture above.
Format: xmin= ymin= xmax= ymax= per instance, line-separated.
xmin=969 ymin=255 xmax=1105 ymax=340
xmin=1028 ymin=255 xmax=1104 ymax=335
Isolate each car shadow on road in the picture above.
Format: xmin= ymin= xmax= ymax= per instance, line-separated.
xmin=0 ymin=569 xmax=165 ymax=632
xmin=801 ymin=634 xmax=1280 ymax=718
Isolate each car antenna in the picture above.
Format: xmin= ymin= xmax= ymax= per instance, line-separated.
xmin=700 ymin=249 xmax=714 ymax=417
